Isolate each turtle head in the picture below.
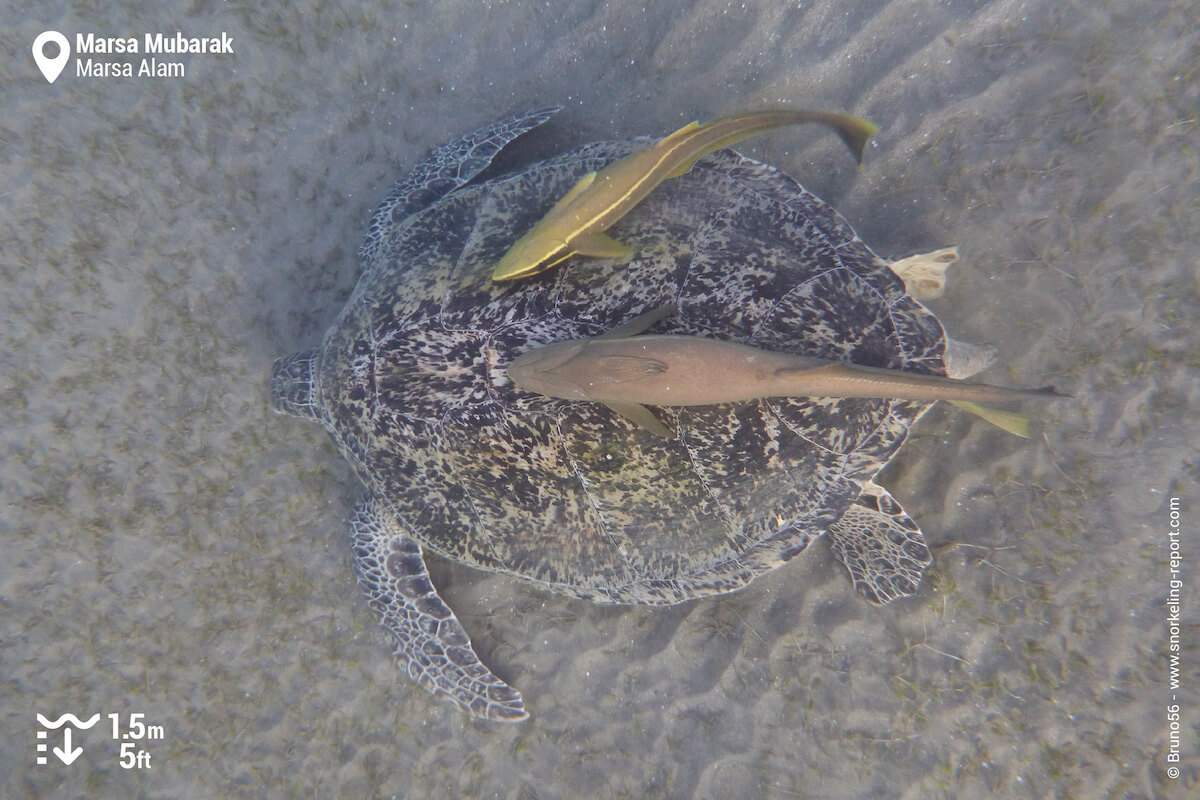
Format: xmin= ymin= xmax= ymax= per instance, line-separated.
xmin=271 ymin=349 xmax=322 ymax=419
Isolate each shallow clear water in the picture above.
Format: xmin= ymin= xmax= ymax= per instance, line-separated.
xmin=3 ymin=0 xmax=1196 ymax=797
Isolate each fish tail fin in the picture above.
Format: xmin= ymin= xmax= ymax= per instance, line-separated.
xmin=824 ymin=113 xmax=879 ymax=164
xmin=666 ymin=110 xmax=880 ymax=178
xmin=949 ymin=400 xmax=1031 ymax=438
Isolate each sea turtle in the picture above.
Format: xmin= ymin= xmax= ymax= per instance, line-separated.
xmin=271 ymin=107 xmax=993 ymax=722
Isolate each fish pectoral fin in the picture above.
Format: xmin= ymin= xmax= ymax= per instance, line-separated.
xmin=603 ymin=401 xmax=673 ymax=437
xmin=571 ymin=231 xmax=635 ymax=259
xmin=593 ymin=355 xmax=668 ymax=382
xmin=949 ymin=400 xmax=1031 ymax=438
xmin=556 ymin=171 xmax=598 ymax=207
xmin=595 ymin=305 xmax=678 ymax=340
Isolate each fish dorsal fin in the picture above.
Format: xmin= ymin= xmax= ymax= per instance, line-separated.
xmin=658 ymin=120 xmax=702 ymax=148
xmin=571 ymin=230 xmax=635 ymax=259
xmin=949 ymin=400 xmax=1031 ymax=438
xmin=603 ymin=401 xmax=673 ymax=437
xmin=770 ymin=357 xmax=834 ymax=376
xmin=665 ymin=124 xmax=788 ymax=178
xmin=592 ymin=355 xmax=667 ymax=383
xmin=594 ymin=305 xmax=678 ymax=340
xmin=663 ymin=119 xmax=782 ymax=178
xmin=661 ymin=121 xmax=710 ymax=178
xmin=661 ymin=121 xmax=713 ymax=177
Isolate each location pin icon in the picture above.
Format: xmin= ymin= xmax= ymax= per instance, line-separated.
xmin=33 ymin=31 xmax=70 ymax=84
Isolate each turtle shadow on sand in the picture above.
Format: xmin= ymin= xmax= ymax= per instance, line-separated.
xmin=271 ymin=107 xmax=1048 ymax=721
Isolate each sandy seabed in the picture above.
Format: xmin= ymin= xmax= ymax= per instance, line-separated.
xmin=2 ymin=0 xmax=1197 ymax=798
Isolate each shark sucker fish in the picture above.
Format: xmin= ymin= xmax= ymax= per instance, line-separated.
xmin=507 ymin=307 xmax=1065 ymax=438
xmin=491 ymin=109 xmax=879 ymax=282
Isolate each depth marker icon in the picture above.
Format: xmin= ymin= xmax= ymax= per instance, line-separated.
xmin=35 ymin=713 xmax=100 ymax=766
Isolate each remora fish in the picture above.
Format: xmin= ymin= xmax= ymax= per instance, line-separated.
xmin=491 ymin=109 xmax=879 ymax=281
xmin=507 ymin=307 xmax=1063 ymax=438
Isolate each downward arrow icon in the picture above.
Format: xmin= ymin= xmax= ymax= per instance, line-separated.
xmin=53 ymin=727 xmax=82 ymax=765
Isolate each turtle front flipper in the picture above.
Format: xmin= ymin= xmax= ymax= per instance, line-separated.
xmin=826 ymin=480 xmax=932 ymax=604
xmin=358 ymin=106 xmax=562 ymax=266
xmin=350 ymin=497 xmax=528 ymax=722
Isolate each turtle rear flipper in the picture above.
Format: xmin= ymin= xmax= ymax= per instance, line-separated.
xmin=889 ymin=247 xmax=958 ymax=301
xmin=827 ymin=480 xmax=932 ymax=605
xmin=358 ymin=107 xmax=561 ymax=266
xmin=350 ymin=497 xmax=528 ymax=722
